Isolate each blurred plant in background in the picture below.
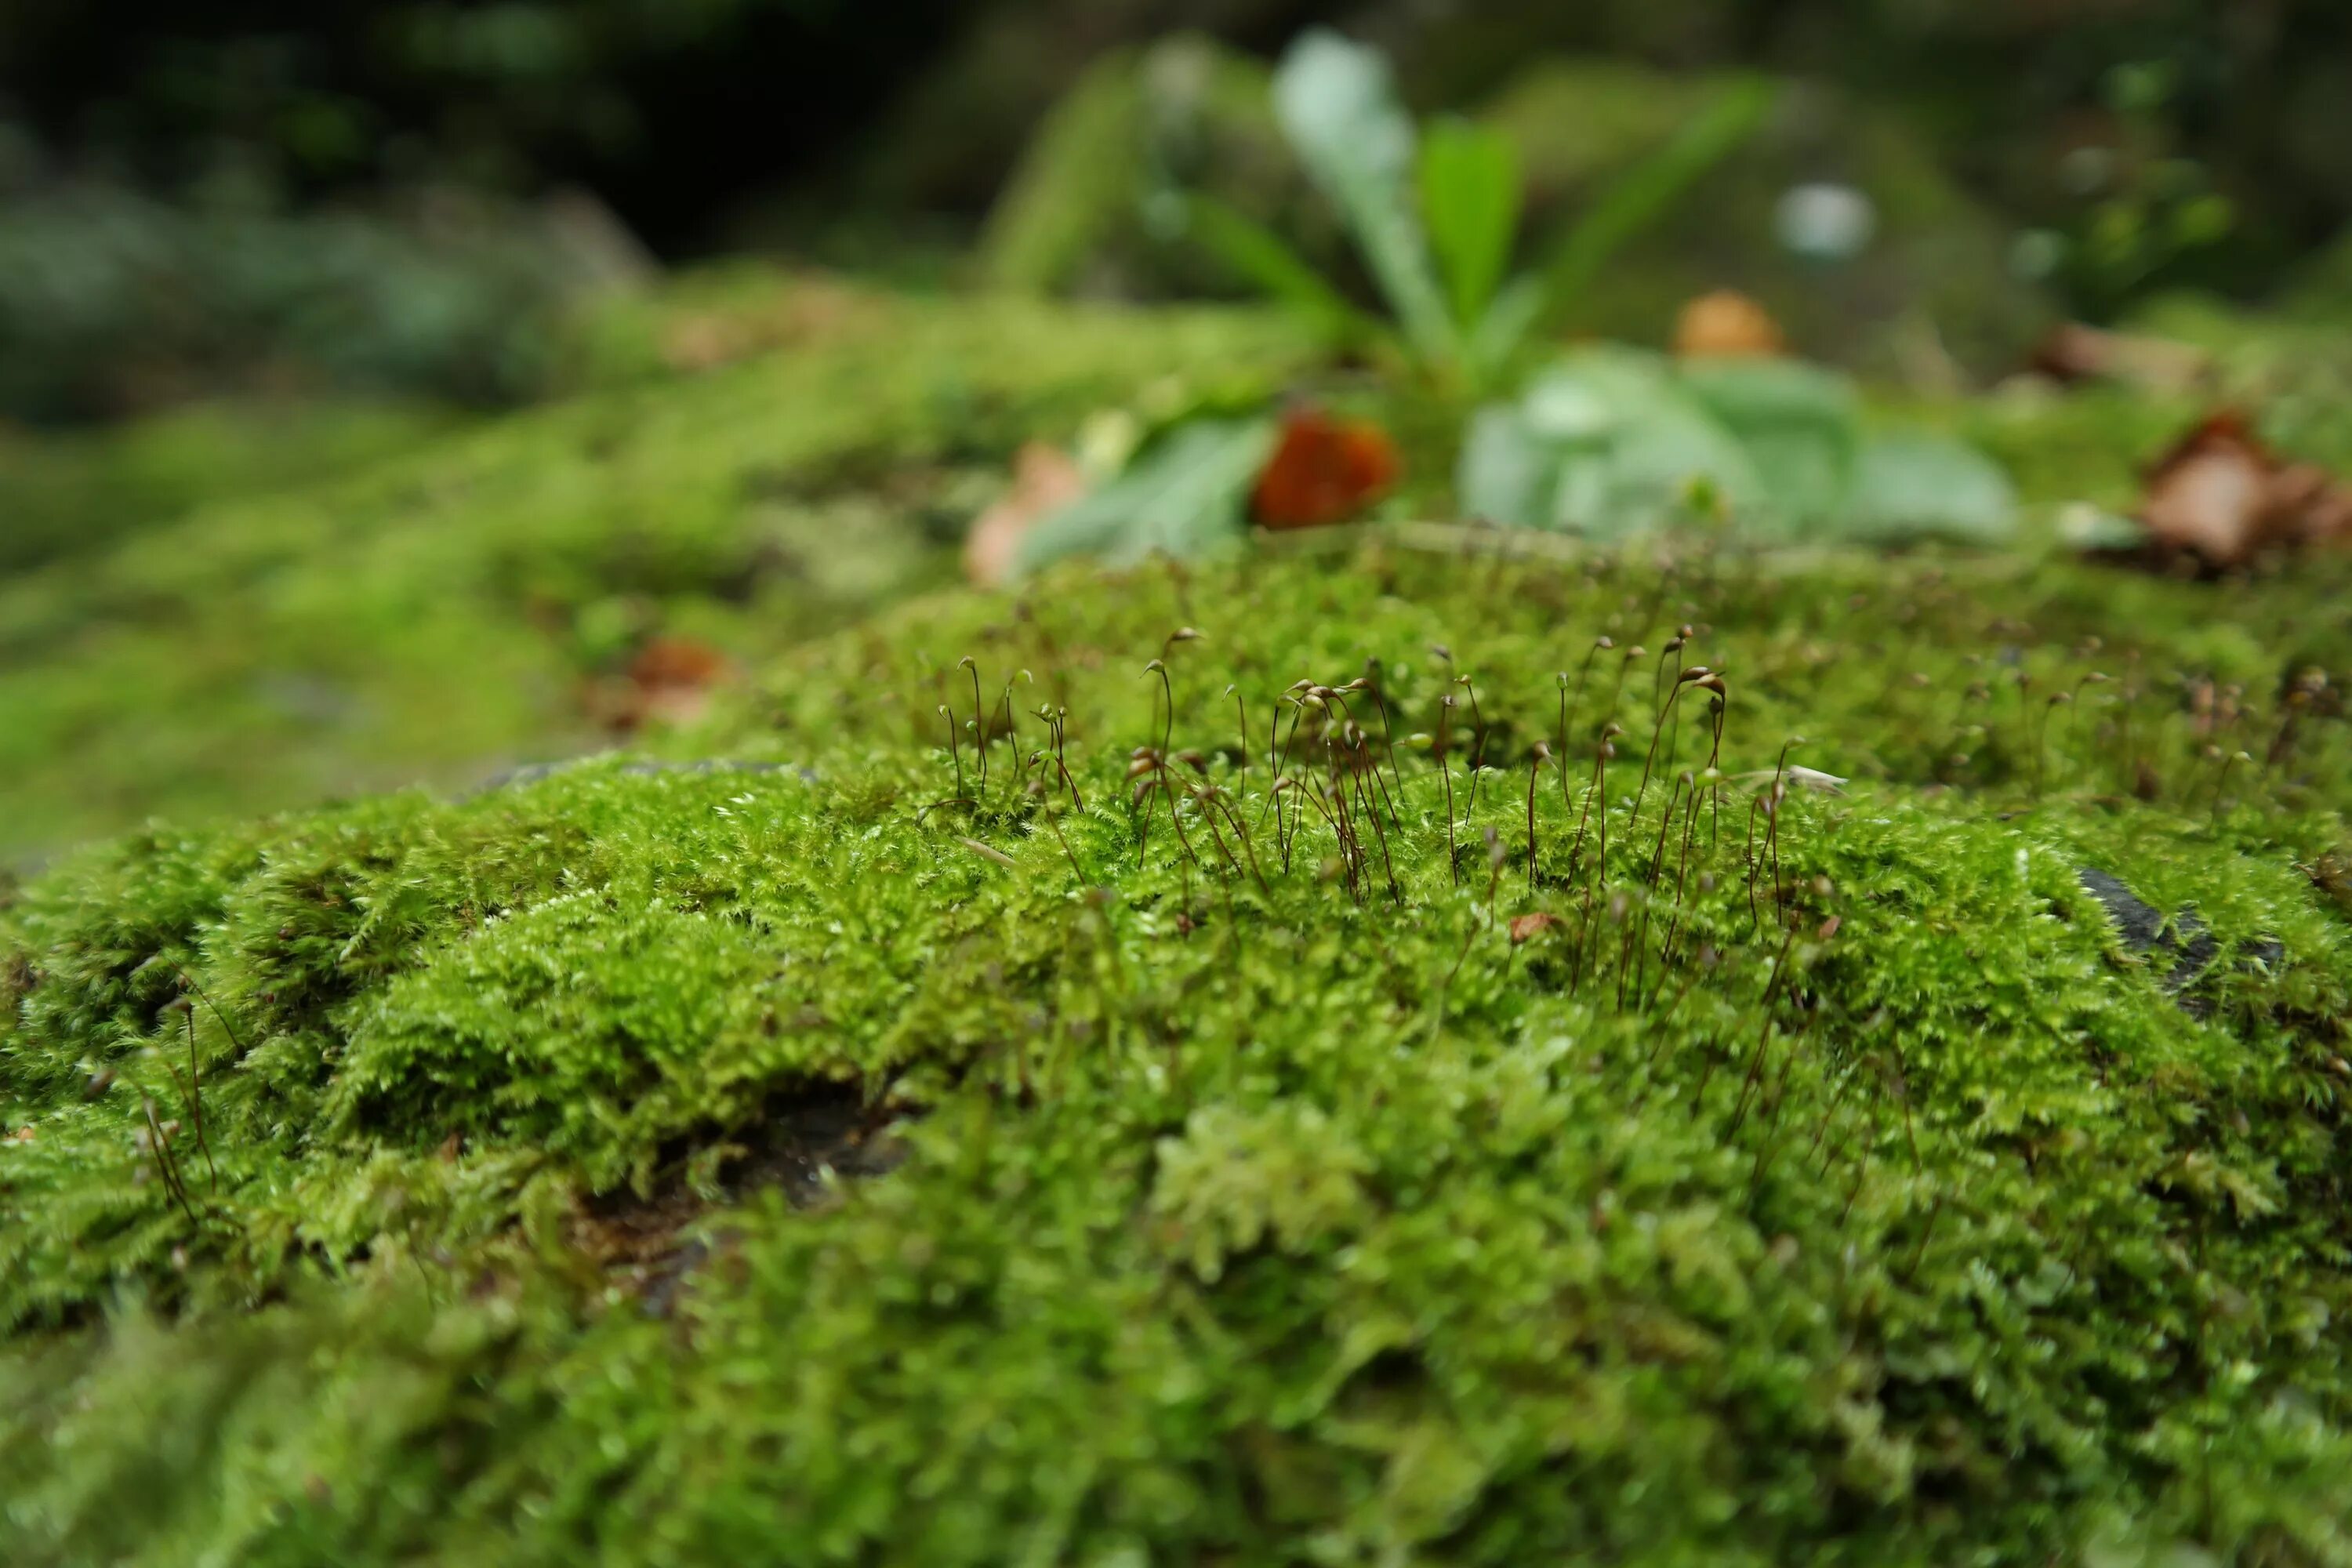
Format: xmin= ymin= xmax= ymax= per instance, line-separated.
xmin=1181 ymin=30 xmax=1769 ymax=393
xmin=1458 ymin=347 xmax=2013 ymax=546
xmin=6 ymin=0 xmax=2352 ymax=434
xmin=0 ymin=1 xmax=961 ymax=238
xmin=0 ymin=178 xmax=649 ymax=422
xmin=980 ymin=36 xmax=2057 ymax=385
xmin=999 ymin=31 xmax=2015 ymax=577
xmin=0 ymin=0 xmax=2349 ymax=862
xmin=2011 ymin=59 xmax=2240 ymax=322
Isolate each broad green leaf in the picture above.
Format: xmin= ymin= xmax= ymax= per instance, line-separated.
xmin=1457 ymin=405 xmax=1552 ymax=528
xmin=1677 ymin=354 xmax=1856 ymax=432
xmin=1012 ymin=418 xmax=1276 ymax=575
xmin=1526 ymin=76 xmax=1776 ymax=336
xmin=1573 ymin=376 xmax=1763 ymax=538
xmin=1418 ymin=118 xmax=1521 ymax=332
xmin=1181 ymin=194 xmax=1391 ymax=351
xmin=1679 ymin=356 xmax=1857 ymax=533
xmin=1462 ymin=349 xmax=1764 ymax=537
xmin=1458 ymin=345 xmax=2011 ymax=546
xmin=1845 ymin=429 xmax=2018 ymax=544
xmin=1273 ymin=30 xmax=1459 ymax=368
xmin=1468 ymin=274 xmax=1545 ymax=383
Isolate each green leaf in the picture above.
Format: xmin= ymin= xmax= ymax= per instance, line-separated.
xmin=1676 ymin=354 xmax=1856 ymax=433
xmin=1418 ymin=118 xmax=1521 ymax=332
xmin=1526 ymin=76 xmax=1775 ymax=335
xmin=1679 ymin=356 xmax=1858 ymax=532
xmin=1458 ymin=348 xmax=1763 ymax=537
xmin=1458 ymin=346 xmax=2012 ymax=546
xmin=1844 ymin=429 xmax=2018 ymax=544
xmin=1558 ymin=355 xmax=1762 ymax=538
xmin=1457 ymin=404 xmax=1552 ymax=528
xmin=1181 ymin=194 xmax=1391 ymax=351
xmin=1273 ymin=30 xmax=1459 ymax=368
xmin=1468 ymin=274 xmax=1544 ymax=383
xmin=1012 ymin=418 xmax=1277 ymax=575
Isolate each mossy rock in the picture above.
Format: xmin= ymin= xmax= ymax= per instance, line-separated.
xmin=0 ymin=272 xmax=1309 ymax=861
xmin=5 ymin=532 xmax=2352 ymax=1562
xmin=981 ymin=47 xmax=2054 ymax=378
xmin=0 ymin=400 xmax=466 ymax=579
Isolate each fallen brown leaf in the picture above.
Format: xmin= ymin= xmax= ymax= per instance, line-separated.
xmin=2027 ymin=321 xmax=2208 ymax=393
xmin=587 ymin=635 xmax=728 ymax=734
xmin=2129 ymin=410 xmax=2352 ymax=571
xmin=1673 ymin=290 xmax=1785 ymax=358
xmin=965 ymin=442 xmax=1088 ymax=586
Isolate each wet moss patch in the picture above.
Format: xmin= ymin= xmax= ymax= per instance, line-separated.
xmin=5 ymin=539 xmax=2352 ymax=1563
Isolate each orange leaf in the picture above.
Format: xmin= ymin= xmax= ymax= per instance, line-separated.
xmin=1673 ymin=290 xmax=1785 ymax=358
xmin=2130 ymin=409 xmax=2352 ymax=571
xmin=1508 ymin=912 xmax=1563 ymax=944
xmin=590 ymin=636 xmax=728 ymax=735
xmin=629 ymin=636 xmax=725 ymax=692
xmin=1250 ymin=407 xmax=1400 ymax=530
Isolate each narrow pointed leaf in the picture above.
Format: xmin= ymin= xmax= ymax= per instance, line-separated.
xmin=1419 ymin=118 xmax=1521 ymax=332
xmin=1012 ymin=419 xmax=1277 ymax=575
xmin=1274 ymin=29 xmax=1460 ymax=367
xmin=1182 ymin=195 xmax=1391 ymax=350
xmin=1527 ymin=76 xmax=1776 ymax=336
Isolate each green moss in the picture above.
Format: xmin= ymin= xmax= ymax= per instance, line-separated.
xmin=0 ymin=400 xmax=466 ymax=578
xmin=5 ymin=533 xmax=2352 ymax=1562
xmin=23 ymin=262 xmax=2348 ymax=872
xmin=0 ymin=274 xmax=1310 ymax=859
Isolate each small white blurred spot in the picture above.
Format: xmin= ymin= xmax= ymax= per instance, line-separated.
xmin=1775 ymin=183 xmax=1877 ymax=262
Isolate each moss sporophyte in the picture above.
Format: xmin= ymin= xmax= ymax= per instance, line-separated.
xmin=5 ymin=538 xmax=2352 ymax=1562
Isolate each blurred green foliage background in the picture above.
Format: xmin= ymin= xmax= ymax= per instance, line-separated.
xmin=9 ymin=0 xmax=2352 ymax=861
xmin=4 ymin=0 xmax=2351 ymax=424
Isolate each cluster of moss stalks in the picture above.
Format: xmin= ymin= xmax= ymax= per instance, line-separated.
xmin=5 ymin=533 xmax=2352 ymax=1564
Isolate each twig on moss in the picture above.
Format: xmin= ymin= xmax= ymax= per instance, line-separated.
xmin=1227 ymin=684 xmax=1249 ymax=788
xmin=1455 ymin=674 xmax=1488 ymax=819
xmin=1562 ymin=637 xmax=1611 ymax=804
xmin=938 ymin=703 xmax=966 ymax=800
xmin=165 ymin=1005 xmax=219 ymax=1196
xmin=1569 ymin=722 xmax=1622 ymax=886
xmin=1439 ymin=695 xmax=1460 ymax=887
xmin=1525 ymin=742 xmax=1551 ymax=890
xmin=960 ymin=837 xmax=1017 ymax=869
xmin=1632 ymin=668 xmax=1723 ymax=828
xmin=959 ymin=657 xmax=988 ymax=792
xmin=1351 ymin=670 xmax=1407 ymax=830
xmin=1726 ymin=924 xmax=1801 ymax=1137
xmin=1038 ymin=792 xmax=1089 ymax=882
xmin=174 ymin=967 xmax=251 ymax=1059
xmin=138 ymin=1094 xmax=204 ymax=1231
